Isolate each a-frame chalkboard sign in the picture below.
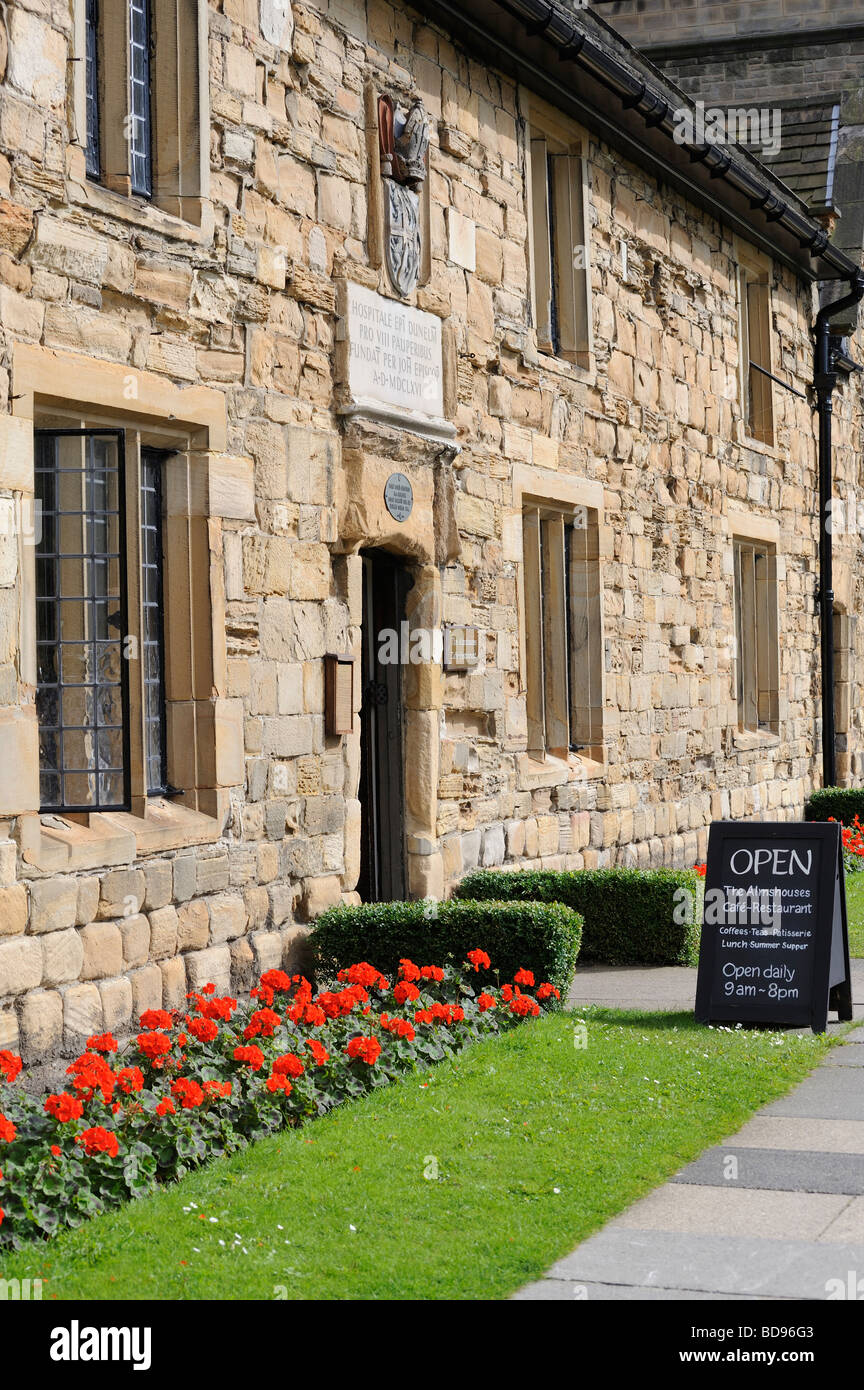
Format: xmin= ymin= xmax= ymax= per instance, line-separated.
xmin=695 ymin=821 xmax=853 ymax=1034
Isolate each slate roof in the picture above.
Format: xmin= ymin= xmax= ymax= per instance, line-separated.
xmin=742 ymin=98 xmax=841 ymax=211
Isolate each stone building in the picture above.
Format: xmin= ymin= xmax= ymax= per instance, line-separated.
xmin=0 ymin=0 xmax=861 ymax=1060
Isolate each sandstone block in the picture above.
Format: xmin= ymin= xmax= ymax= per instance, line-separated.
xmin=41 ymin=927 xmax=84 ymax=986
xmin=185 ymin=945 xmax=232 ymax=995
xmin=148 ymin=905 xmax=179 ymax=961
xmin=62 ymin=982 xmax=102 ymax=1044
xmin=29 ymin=877 xmax=77 ymax=933
xmin=79 ymin=921 xmax=123 ymax=981
xmin=97 ymin=869 xmax=145 ymax=920
xmin=131 ymin=965 xmax=163 ymax=1019
xmin=99 ymin=976 xmax=133 ymax=1033
xmin=119 ymin=913 xmax=150 ymax=968
xmin=0 ymin=883 xmax=27 ymax=935
xmin=177 ymin=900 xmax=209 ymax=952
xmin=159 ymin=956 xmax=187 ymax=1011
xmin=208 ymin=894 xmax=248 ymax=944
xmin=19 ymin=988 xmax=63 ymax=1058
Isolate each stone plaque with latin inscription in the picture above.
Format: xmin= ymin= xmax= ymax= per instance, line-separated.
xmin=339 ymin=281 xmax=454 ymax=440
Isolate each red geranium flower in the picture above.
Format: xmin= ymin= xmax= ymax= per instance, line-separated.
xmin=466 ymin=949 xmax=491 ymax=972
xmin=50 ymin=1145 xmax=61 ymax=1157
xmin=0 ymin=1051 xmax=23 ymax=1084
xmin=345 ymin=1036 xmax=381 ymax=1066
xmin=338 ymin=962 xmax=387 ymax=989
xmin=419 ymin=965 xmax=444 ymax=982
xmin=537 ymin=983 xmax=560 ymax=1002
xmin=398 ymin=959 xmax=420 ymax=982
xmin=171 ymin=1077 xmax=204 ymax=1110
xmin=137 ymin=1031 xmax=172 ymax=1065
xmin=393 ymin=981 xmax=420 ymax=1006
xmin=272 ymin=1053 xmax=304 ymax=1078
xmin=45 ymin=1092 xmax=84 ymax=1123
xmin=202 ymin=1080 xmax=232 ymax=1100
xmin=0 ymin=1114 xmax=16 ymax=1143
xmin=305 ymin=1039 xmax=329 ymax=1067
xmin=380 ymin=1015 xmax=416 ymax=1041
xmin=187 ymin=1017 xmax=219 ymax=1044
xmin=76 ymin=1126 xmax=119 ymax=1158
xmin=117 ymin=1067 xmax=144 ymax=1095
xmin=514 ymin=969 xmax=535 ymax=988
xmin=66 ymin=1052 xmax=116 ymax=1102
xmin=233 ymin=1045 xmax=265 ymax=1071
xmin=243 ymin=1008 xmax=282 ymax=1040
xmin=155 ymin=1097 xmax=175 ymax=1117
xmin=265 ymin=1074 xmax=293 ymax=1095
xmin=478 ymin=992 xmax=497 ymax=1012
xmin=85 ymin=1032 xmax=118 ymax=1054
xmin=201 ymin=995 xmax=237 ymax=1021
xmin=510 ymin=995 xmax=540 ymax=1018
xmin=139 ymin=1010 xmax=173 ymax=1031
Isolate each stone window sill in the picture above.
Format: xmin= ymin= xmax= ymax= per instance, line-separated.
xmin=18 ymin=799 xmax=222 ymax=874
xmin=733 ymin=728 xmax=780 ymax=752
xmin=67 ymin=177 xmax=212 ymax=246
xmin=517 ymin=749 xmax=606 ymax=791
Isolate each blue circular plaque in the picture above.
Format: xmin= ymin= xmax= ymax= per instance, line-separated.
xmin=384 ymin=472 xmax=414 ymax=522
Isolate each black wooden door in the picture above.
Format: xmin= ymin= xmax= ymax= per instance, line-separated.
xmin=358 ymin=551 xmax=410 ymax=902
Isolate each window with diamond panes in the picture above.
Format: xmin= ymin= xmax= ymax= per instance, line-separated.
xmin=34 ymin=430 xmax=130 ymax=812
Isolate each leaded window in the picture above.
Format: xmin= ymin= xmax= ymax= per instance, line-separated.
xmin=140 ymin=448 xmax=168 ymax=794
xmin=84 ymin=0 xmax=101 ymax=180
xmin=128 ymin=0 xmax=153 ymax=197
xmin=34 ymin=430 xmax=130 ymax=812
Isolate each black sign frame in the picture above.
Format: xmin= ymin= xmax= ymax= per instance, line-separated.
xmin=695 ymin=820 xmax=853 ymax=1034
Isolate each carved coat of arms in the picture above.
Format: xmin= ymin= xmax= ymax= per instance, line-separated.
xmin=378 ymin=95 xmax=429 ymax=297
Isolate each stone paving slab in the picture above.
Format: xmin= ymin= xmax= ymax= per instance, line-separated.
xmin=545 ymin=1230 xmax=864 ymax=1299
xmin=608 ymin=1183 xmax=849 ymax=1239
xmin=567 ymin=960 xmax=864 ymax=1026
xmin=761 ymin=1068 xmax=864 ymax=1120
xmin=823 ymin=1044 xmax=864 ymax=1067
xmin=671 ymin=1146 xmax=864 ymax=1195
xmin=728 ymin=1116 xmax=864 ymax=1153
xmin=818 ymin=1197 xmax=864 ymax=1244
xmin=512 ymin=1279 xmax=761 ymax=1301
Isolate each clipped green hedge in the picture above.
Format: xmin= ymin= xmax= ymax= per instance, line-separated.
xmin=309 ymin=899 xmax=583 ymax=1005
xmin=805 ymin=787 xmax=864 ymax=827
xmin=453 ymin=867 xmax=701 ymax=966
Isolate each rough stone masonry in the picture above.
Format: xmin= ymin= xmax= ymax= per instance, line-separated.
xmin=0 ymin=0 xmax=862 ymax=1064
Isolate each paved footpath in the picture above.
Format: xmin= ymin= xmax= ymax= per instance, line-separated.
xmin=514 ymin=961 xmax=864 ymax=1300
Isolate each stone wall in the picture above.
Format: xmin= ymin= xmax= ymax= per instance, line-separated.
xmin=0 ymin=0 xmax=861 ymax=1062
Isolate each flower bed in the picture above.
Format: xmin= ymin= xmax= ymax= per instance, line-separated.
xmin=0 ymin=953 xmax=560 ymax=1250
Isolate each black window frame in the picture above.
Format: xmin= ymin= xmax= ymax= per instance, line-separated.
xmin=34 ymin=428 xmax=132 ymax=815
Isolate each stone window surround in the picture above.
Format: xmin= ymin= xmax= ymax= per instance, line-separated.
xmin=68 ymin=0 xmax=212 ymax=236
xmin=726 ymin=508 xmax=783 ymax=752
xmin=1 ymin=343 xmax=245 ymax=873
xmin=507 ymin=462 xmax=608 ymax=790
xmin=521 ymin=88 xmax=595 ymax=377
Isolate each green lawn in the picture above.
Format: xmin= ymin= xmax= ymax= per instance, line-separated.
xmin=847 ymin=873 xmax=864 ymax=957
xmin=1 ymin=1008 xmax=832 ymax=1301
